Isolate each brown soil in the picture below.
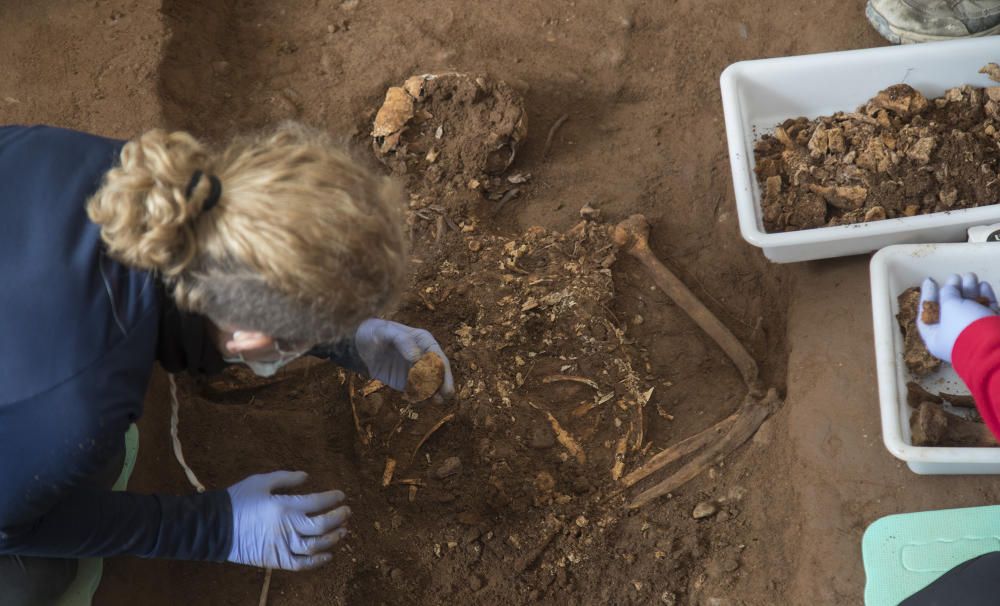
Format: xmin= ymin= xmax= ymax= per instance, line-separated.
xmin=982 ymin=63 xmax=1000 ymax=83
xmin=757 ymin=82 xmax=1000 ymax=233
xmin=372 ymin=71 xmax=532 ymax=237
xmin=372 ymin=73 xmax=527 ymax=195
xmin=404 ymin=352 xmax=446 ymax=403
xmin=921 ymin=301 xmax=940 ymax=325
xmin=3 ymin=0 xmax=885 ymax=604
xmin=897 ymin=287 xmax=941 ymax=377
xmin=907 ymin=382 xmax=976 ymax=410
xmin=911 ymin=401 xmax=948 ymax=446
xmin=910 ymin=401 xmax=998 ymax=448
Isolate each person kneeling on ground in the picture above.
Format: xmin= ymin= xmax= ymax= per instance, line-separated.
xmin=0 ymin=122 xmax=454 ymax=605
xmin=898 ymin=273 xmax=1000 ymax=604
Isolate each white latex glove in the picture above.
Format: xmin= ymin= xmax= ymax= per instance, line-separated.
xmin=227 ymin=471 xmax=351 ymax=571
xmin=354 ymin=318 xmax=455 ymax=398
xmin=917 ymin=273 xmax=998 ymax=363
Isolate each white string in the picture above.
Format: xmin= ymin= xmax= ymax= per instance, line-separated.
xmin=168 ymin=374 xmax=206 ymax=493
xmin=258 ymin=567 xmax=273 ymax=606
xmin=170 ymin=373 xmax=275 ymax=600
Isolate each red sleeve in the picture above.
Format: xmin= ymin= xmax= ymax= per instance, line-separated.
xmin=952 ymin=316 xmax=1000 ymax=441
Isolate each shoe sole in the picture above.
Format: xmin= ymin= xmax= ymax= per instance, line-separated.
xmin=866 ymin=1 xmax=1000 ymax=44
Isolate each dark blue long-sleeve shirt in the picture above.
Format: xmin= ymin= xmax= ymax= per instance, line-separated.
xmin=0 ymin=125 xmax=233 ymax=561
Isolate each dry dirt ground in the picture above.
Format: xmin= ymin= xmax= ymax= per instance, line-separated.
xmin=6 ymin=1 xmax=992 ymax=605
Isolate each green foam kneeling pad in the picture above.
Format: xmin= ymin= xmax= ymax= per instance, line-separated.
xmin=863 ymin=505 xmax=1000 ymax=606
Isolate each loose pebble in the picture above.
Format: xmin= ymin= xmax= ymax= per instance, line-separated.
xmin=530 ymin=425 xmax=556 ymax=449
xmin=692 ymin=500 xmax=718 ymax=519
xmin=435 ymin=456 xmax=462 ymax=479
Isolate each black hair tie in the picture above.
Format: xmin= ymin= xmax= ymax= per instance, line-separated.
xmin=185 ymin=170 xmax=223 ymax=213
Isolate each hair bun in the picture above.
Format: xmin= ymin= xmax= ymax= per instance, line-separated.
xmin=87 ymin=129 xmax=213 ymax=277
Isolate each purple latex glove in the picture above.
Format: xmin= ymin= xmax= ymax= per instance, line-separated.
xmin=354 ymin=318 xmax=455 ymax=398
xmin=227 ymin=471 xmax=350 ymax=571
xmin=917 ymin=273 xmax=998 ymax=363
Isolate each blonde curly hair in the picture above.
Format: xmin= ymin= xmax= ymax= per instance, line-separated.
xmin=87 ymin=122 xmax=407 ymax=344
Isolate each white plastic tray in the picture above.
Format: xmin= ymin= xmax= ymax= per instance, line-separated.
xmin=721 ymin=38 xmax=1000 ymax=263
xmin=871 ymin=243 xmax=1000 ymax=474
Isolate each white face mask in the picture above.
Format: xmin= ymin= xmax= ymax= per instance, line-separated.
xmin=224 ymin=344 xmax=306 ymax=378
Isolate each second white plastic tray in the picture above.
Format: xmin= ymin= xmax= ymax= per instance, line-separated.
xmin=871 ymin=243 xmax=1000 ymax=474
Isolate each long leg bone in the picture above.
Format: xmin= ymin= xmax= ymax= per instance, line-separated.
xmin=613 ymin=214 xmax=780 ymax=507
xmin=627 ymin=389 xmax=779 ymax=508
xmin=612 ymin=214 xmax=759 ymax=391
xmin=621 ymin=409 xmax=739 ymax=488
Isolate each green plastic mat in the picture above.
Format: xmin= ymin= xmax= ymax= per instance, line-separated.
xmin=863 ymin=505 xmax=1000 ymax=606
xmin=54 ymin=424 xmax=139 ymax=606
